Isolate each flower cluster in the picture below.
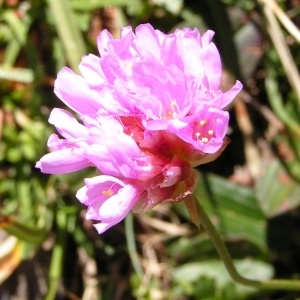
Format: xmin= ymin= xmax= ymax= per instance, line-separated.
xmin=36 ymin=24 xmax=242 ymax=233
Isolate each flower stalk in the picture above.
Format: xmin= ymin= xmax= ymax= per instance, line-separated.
xmin=125 ymin=213 xmax=144 ymax=278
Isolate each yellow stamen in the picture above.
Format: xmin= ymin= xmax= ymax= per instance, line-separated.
xmin=201 ymin=137 xmax=209 ymax=143
xmin=171 ymin=101 xmax=177 ymax=108
xmin=195 ymin=132 xmax=201 ymax=138
xmin=199 ymin=120 xmax=206 ymax=126
xmin=162 ymin=100 xmax=179 ymax=119
xmin=208 ymin=129 xmax=214 ymax=135
xmin=102 ymin=189 xmax=113 ymax=197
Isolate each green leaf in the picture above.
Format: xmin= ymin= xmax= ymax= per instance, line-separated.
xmin=1 ymin=10 xmax=30 ymax=66
xmin=265 ymin=67 xmax=300 ymax=135
xmin=172 ymin=259 xmax=273 ymax=299
xmin=255 ymin=159 xmax=300 ymax=218
xmin=0 ymin=66 xmax=34 ymax=83
xmin=0 ymin=213 xmax=47 ymax=244
xmin=71 ymin=0 xmax=129 ymax=10
xmin=194 ymin=173 xmax=267 ymax=250
xmin=168 ymin=235 xmax=221 ymax=263
xmin=47 ymin=0 xmax=87 ymax=73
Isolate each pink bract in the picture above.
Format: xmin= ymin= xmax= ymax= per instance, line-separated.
xmin=36 ymin=23 xmax=242 ymax=233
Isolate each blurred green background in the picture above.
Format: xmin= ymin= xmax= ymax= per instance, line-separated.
xmin=1 ymin=0 xmax=300 ymax=299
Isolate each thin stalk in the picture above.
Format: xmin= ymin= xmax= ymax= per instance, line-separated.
xmin=197 ymin=199 xmax=300 ymax=291
xmin=259 ymin=0 xmax=300 ymax=43
xmin=260 ymin=0 xmax=300 ymax=108
xmin=125 ymin=213 xmax=143 ymax=278
xmin=44 ymin=210 xmax=68 ymax=300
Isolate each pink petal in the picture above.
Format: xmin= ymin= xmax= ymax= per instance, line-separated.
xmin=36 ymin=148 xmax=91 ymax=174
xmin=134 ymin=24 xmax=161 ymax=59
xmin=77 ymin=175 xmax=126 ymax=205
xmin=201 ymin=30 xmax=215 ymax=46
xmin=79 ymin=179 xmax=140 ymax=234
xmin=168 ymin=107 xmax=229 ymax=154
xmin=48 ymin=108 xmax=89 ymax=139
xmin=218 ymin=80 xmax=243 ymax=109
xmin=54 ymin=67 xmax=101 ymax=115
xmin=92 ymin=184 xmax=139 ymax=234
xmin=79 ymin=54 xmax=105 ymax=86
xmin=98 ymin=184 xmax=139 ymax=221
xmin=93 ymin=222 xmax=117 ymax=234
xmin=97 ymin=29 xmax=113 ymax=57
xmin=200 ymin=43 xmax=222 ymax=91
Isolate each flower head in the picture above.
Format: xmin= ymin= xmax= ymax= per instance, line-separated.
xmin=36 ymin=24 xmax=242 ymax=233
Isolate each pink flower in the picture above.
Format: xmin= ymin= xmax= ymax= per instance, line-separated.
xmin=167 ymin=106 xmax=230 ymax=154
xmin=36 ymin=109 xmax=162 ymax=180
xmin=37 ymin=24 xmax=242 ymax=233
xmin=76 ymin=175 xmax=141 ymax=234
xmin=54 ymin=24 xmax=241 ymax=155
xmin=76 ymin=159 xmax=198 ymax=232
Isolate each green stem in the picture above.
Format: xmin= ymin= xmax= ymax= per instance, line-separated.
xmin=197 ymin=200 xmax=300 ymax=291
xmin=125 ymin=213 xmax=143 ymax=278
xmin=44 ymin=209 xmax=68 ymax=300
